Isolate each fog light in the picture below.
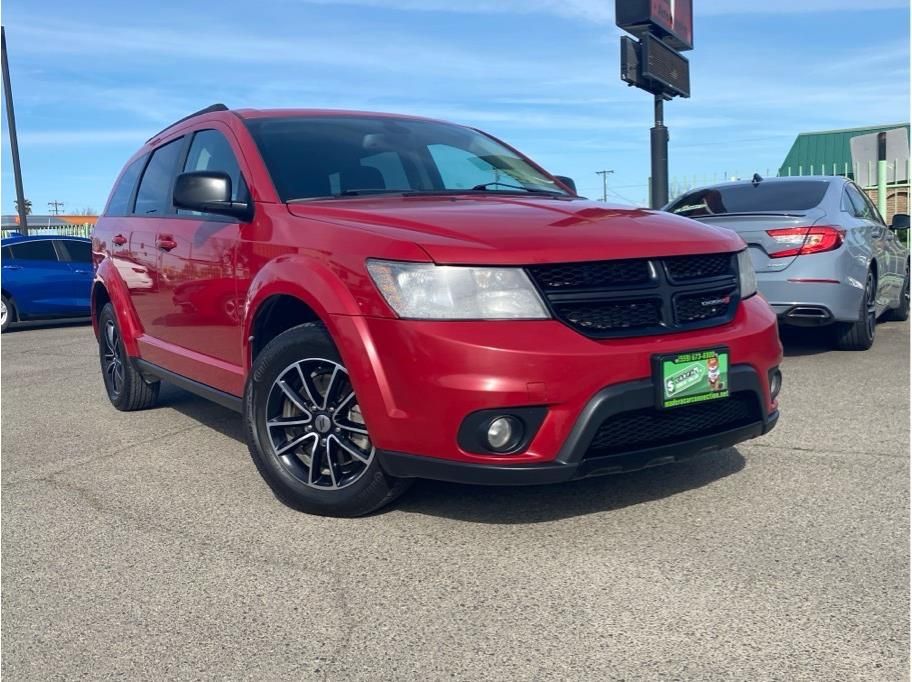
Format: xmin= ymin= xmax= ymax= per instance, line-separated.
xmin=486 ymin=416 xmax=522 ymax=452
xmin=769 ymin=368 xmax=782 ymax=400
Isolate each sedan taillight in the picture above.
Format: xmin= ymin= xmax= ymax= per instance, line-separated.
xmin=766 ymin=226 xmax=845 ymax=258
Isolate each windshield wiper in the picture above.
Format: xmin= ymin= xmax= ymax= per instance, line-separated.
xmin=288 ymin=189 xmax=409 ymax=202
xmin=470 ymin=181 xmax=562 ymax=195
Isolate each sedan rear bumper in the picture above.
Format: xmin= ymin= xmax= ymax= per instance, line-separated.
xmin=759 ymin=276 xmax=864 ymax=324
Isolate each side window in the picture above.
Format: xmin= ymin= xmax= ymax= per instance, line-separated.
xmin=9 ymin=240 xmax=59 ymax=261
xmin=58 ymin=240 xmax=92 ymax=263
xmin=846 ymin=184 xmax=880 ymax=222
xmin=179 ymin=129 xmax=246 ymax=216
xmin=134 ymin=138 xmax=184 ymax=216
xmin=860 ymin=191 xmax=885 ymax=225
xmin=105 ymin=155 xmax=147 ymax=216
xmin=841 ymin=189 xmax=856 ymax=214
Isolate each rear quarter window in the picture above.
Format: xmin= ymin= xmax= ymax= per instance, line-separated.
xmin=105 ymin=154 xmax=147 ymax=216
xmin=58 ymin=240 xmax=92 ymax=263
xmin=668 ymin=181 xmax=830 ymax=216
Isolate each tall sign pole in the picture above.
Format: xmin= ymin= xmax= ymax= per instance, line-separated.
xmin=616 ymin=0 xmax=693 ymax=209
xmin=2 ymin=26 xmax=28 ymax=235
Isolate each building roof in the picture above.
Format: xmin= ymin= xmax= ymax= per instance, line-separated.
xmin=779 ymin=123 xmax=910 ymax=177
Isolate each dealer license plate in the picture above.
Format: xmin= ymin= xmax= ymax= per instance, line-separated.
xmin=655 ymin=348 xmax=730 ymax=410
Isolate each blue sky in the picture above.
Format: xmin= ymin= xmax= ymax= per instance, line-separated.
xmin=1 ymin=0 xmax=909 ymax=212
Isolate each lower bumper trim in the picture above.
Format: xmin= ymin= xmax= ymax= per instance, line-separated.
xmin=378 ymin=410 xmax=778 ymax=486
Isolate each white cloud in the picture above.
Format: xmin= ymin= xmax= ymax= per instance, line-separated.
xmin=16 ymin=129 xmax=152 ymax=146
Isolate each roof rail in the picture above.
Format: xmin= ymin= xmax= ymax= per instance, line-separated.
xmin=147 ymin=103 xmax=229 ymax=142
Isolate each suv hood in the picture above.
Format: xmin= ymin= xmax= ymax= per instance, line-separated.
xmin=287 ymin=195 xmax=745 ymax=265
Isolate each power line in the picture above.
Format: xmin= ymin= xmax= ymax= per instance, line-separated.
xmin=48 ymin=200 xmax=64 ymax=215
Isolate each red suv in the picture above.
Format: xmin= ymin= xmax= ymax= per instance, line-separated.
xmin=92 ymin=104 xmax=782 ymax=517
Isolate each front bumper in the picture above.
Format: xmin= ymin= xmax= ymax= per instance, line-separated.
xmin=379 ymin=365 xmax=779 ymax=485
xmin=330 ymin=295 xmax=782 ymax=477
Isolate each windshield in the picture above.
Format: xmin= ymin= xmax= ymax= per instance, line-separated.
xmin=666 ymin=180 xmax=829 ymax=217
xmin=244 ymin=115 xmax=568 ymax=201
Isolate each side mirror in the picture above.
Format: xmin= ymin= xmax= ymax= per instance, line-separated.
xmin=890 ymin=213 xmax=910 ymax=230
xmin=173 ymin=171 xmax=253 ymax=221
xmin=554 ymin=175 xmax=577 ymax=195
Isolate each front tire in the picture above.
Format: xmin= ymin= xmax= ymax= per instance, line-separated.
xmin=98 ymin=303 xmax=160 ymax=410
xmin=244 ymin=323 xmax=411 ymax=517
xmin=834 ymin=269 xmax=877 ymax=351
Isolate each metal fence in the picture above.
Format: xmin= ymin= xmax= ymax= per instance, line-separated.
xmin=1 ymin=223 xmax=93 ymax=239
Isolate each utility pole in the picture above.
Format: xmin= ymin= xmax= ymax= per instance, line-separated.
xmin=2 ymin=26 xmax=28 ymax=236
xmin=48 ymin=200 xmax=65 ymax=215
xmin=595 ymin=170 xmax=615 ymax=202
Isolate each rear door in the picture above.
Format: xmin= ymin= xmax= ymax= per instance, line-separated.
xmin=128 ymin=136 xmax=186 ymax=335
xmin=55 ymin=239 xmax=94 ymax=314
xmin=5 ymin=239 xmax=79 ymax=317
xmin=845 ymin=182 xmax=897 ymax=308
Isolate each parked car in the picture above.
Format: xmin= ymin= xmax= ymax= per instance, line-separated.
xmin=92 ymin=104 xmax=782 ymax=517
xmin=1 ymin=235 xmax=94 ymax=332
xmin=664 ymin=176 xmax=910 ymax=350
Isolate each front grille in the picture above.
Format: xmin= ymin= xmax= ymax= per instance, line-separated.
xmin=530 ymin=260 xmax=651 ymax=290
xmin=674 ymin=287 xmax=737 ymax=323
xmin=527 ymin=253 xmax=739 ymax=338
xmin=554 ymin=299 xmax=662 ymax=333
xmin=665 ymin=253 xmax=732 ymax=282
xmin=586 ymin=392 xmax=760 ymax=457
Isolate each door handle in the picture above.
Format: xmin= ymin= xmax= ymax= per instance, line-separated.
xmin=156 ymin=237 xmax=177 ymax=251
xmin=112 ymin=234 xmax=127 ymax=246
xmin=73 ymin=269 xmax=91 ymax=274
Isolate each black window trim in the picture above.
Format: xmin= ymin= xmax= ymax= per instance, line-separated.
xmin=104 ymin=152 xmax=149 ymax=217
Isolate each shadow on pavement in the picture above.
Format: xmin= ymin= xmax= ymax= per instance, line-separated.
xmin=397 ymin=450 xmax=745 ymax=524
xmin=5 ymin=317 xmax=92 ymax=333
xmin=156 ymin=383 xmax=747 ymax=524
xmin=778 ymin=325 xmax=834 ymax=357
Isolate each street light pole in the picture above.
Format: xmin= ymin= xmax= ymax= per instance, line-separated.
xmin=1 ymin=26 xmax=28 ymax=236
xmin=595 ymin=169 xmax=614 ymax=202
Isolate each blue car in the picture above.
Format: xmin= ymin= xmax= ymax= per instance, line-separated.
xmin=1 ymin=235 xmax=94 ymax=332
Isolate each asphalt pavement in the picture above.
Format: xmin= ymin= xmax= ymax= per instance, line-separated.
xmin=2 ymin=319 xmax=909 ymax=680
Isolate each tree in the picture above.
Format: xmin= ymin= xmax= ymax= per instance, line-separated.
xmin=76 ymin=207 xmax=97 ymax=216
xmin=14 ymin=198 xmax=32 ymax=215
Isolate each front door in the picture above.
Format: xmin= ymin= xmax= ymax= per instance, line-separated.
xmin=140 ymin=126 xmax=248 ymax=393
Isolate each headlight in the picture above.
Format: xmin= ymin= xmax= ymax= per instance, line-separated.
xmin=366 ymin=259 xmax=550 ymax=320
xmin=738 ymin=249 xmax=758 ymax=299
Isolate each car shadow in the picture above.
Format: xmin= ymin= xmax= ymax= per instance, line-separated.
xmin=156 ymin=383 xmax=747 ymax=524
xmin=5 ymin=317 xmax=92 ymax=333
xmin=778 ymin=325 xmax=834 ymax=357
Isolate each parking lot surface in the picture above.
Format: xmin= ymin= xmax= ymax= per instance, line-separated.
xmin=2 ymin=320 xmax=909 ymax=680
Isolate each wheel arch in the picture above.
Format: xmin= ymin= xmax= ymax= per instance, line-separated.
xmin=243 ymin=256 xmax=368 ymax=370
xmin=92 ymin=259 xmax=143 ymax=355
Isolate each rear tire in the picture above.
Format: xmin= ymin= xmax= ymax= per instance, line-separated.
xmin=1 ymin=295 xmax=13 ymax=333
xmin=834 ymin=269 xmax=877 ymax=351
xmin=244 ymin=322 xmax=412 ymax=517
xmin=883 ymin=269 xmax=910 ymax=322
xmin=98 ymin=303 xmax=160 ymax=410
